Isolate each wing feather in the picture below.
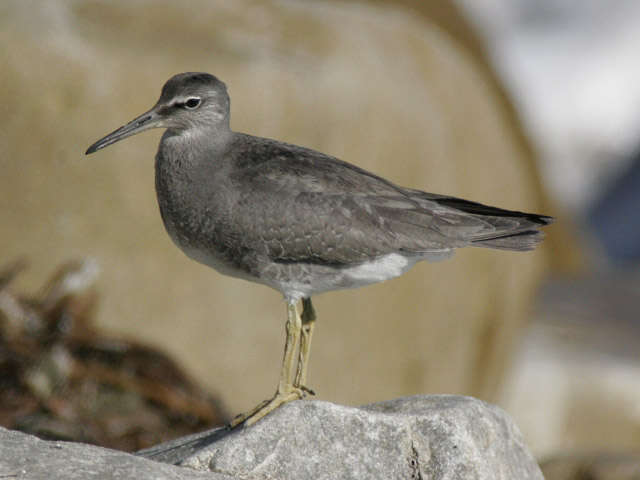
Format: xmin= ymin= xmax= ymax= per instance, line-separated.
xmin=226 ymin=134 xmax=552 ymax=264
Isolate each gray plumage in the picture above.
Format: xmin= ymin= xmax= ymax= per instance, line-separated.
xmin=87 ymin=72 xmax=553 ymax=303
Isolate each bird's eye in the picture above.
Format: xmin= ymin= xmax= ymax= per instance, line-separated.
xmin=184 ymin=97 xmax=201 ymax=109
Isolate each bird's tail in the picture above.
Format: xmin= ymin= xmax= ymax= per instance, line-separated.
xmin=470 ymin=229 xmax=547 ymax=251
xmin=413 ymin=193 xmax=554 ymax=252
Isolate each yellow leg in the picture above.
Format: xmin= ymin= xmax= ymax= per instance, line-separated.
xmin=295 ymin=297 xmax=316 ymax=392
xmin=229 ymin=301 xmax=305 ymax=428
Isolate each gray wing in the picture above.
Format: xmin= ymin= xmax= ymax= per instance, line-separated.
xmin=238 ymin=191 xmax=459 ymax=266
xmin=228 ymin=135 xmax=552 ymax=266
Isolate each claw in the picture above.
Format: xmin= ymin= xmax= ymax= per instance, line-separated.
xmin=300 ymin=385 xmax=316 ymax=396
xmin=229 ymin=388 xmax=305 ymax=428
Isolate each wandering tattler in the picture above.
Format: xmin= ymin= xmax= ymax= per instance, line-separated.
xmin=86 ymin=72 xmax=553 ymax=427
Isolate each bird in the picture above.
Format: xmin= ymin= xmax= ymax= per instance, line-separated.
xmin=86 ymin=72 xmax=553 ymax=427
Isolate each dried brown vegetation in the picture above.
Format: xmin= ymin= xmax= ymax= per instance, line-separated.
xmin=0 ymin=259 xmax=226 ymax=451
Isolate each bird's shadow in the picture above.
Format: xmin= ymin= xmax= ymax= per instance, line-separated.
xmin=136 ymin=424 xmax=236 ymax=465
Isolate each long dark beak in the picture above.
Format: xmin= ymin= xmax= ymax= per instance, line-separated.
xmin=86 ymin=108 xmax=161 ymax=155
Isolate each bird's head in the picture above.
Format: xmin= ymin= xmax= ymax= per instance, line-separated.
xmin=86 ymin=72 xmax=230 ymax=155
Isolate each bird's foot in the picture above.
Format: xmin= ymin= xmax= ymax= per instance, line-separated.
xmin=227 ymin=386 xmax=306 ymax=429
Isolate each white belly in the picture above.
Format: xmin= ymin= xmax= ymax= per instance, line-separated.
xmin=272 ymin=250 xmax=452 ymax=302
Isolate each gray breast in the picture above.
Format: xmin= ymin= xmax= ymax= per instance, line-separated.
xmin=154 ymin=133 xmax=262 ymax=282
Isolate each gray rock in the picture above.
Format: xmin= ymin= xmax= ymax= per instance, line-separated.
xmin=140 ymin=395 xmax=544 ymax=480
xmin=0 ymin=426 xmax=235 ymax=480
xmin=0 ymin=396 xmax=541 ymax=479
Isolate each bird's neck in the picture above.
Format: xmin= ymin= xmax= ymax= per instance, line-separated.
xmin=157 ymin=123 xmax=236 ymax=194
xmin=162 ymin=125 xmax=231 ymax=157
xmin=156 ymin=126 xmax=232 ymax=194
xmin=154 ymin=126 xmax=235 ymax=252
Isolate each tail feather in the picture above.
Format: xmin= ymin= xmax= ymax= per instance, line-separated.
xmin=385 ymin=189 xmax=554 ymax=254
xmin=408 ymin=193 xmax=554 ymax=252
xmin=471 ymin=229 xmax=546 ymax=251
xmin=432 ymin=196 xmax=554 ymax=226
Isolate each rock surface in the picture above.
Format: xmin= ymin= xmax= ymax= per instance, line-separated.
xmin=0 ymin=426 xmax=232 ymax=480
xmin=140 ymin=395 xmax=544 ymax=480
xmin=0 ymin=396 xmax=542 ymax=479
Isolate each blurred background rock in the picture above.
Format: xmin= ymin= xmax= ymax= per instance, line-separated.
xmin=0 ymin=0 xmax=637 ymax=471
